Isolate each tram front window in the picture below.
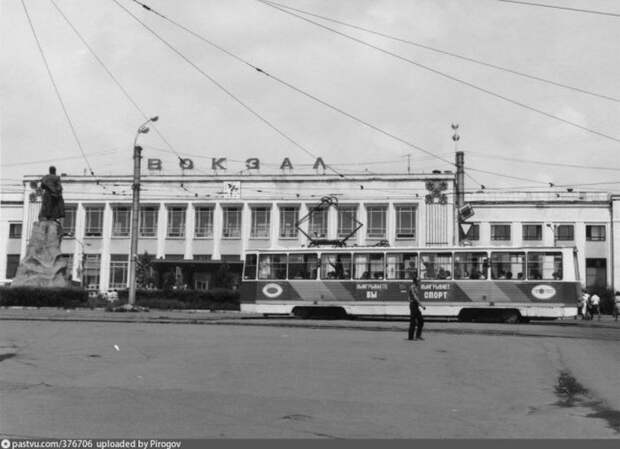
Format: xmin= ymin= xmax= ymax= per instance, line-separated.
xmin=243 ymin=254 xmax=257 ymax=280
xmin=288 ymin=253 xmax=318 ymax=279
xmin=386 ymin=253 xmax=418 ymax=280
xmin=321 ymin=253 xmax=352 ymax=280
xmin=528 ymin=252 xmax=562 ymax=280
xmin=258 ymin=254 xmax=287 ymax=280
xmin=454 ymin=252 xmax=488 ymax=280
xmin=420 ymin=253 xmax=452 ymax=280
xmin=490 ymin=252 xmax=525 ymax=280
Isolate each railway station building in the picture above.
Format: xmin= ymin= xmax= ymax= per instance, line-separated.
xmin=2 ymin=169 xmax=620 ymax=294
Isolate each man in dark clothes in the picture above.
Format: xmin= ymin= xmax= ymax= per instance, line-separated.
xmin=38 ymin=166 xmax=65 ymax=221
xmin=408 ymin=276 xmax=426 ymax=341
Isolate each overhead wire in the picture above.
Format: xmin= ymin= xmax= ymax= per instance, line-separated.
xmin=49 ymin=0 xmax=186 ymax=164
xmin=257 ymin=0 xmax=620 ymax=145
xmin=126 ymin=0 xmax=454 ymax=167
xmin=263 ymin=0 xmax=620 ymax=104
xmin=111 ymin=0 xmax=347 ymax=178
xmin=20 ymin=0 xmax=95 ymax=177
xmin=464 ymin=150 xmax=620 ymax=172
xmin=498 ymin=0 xmax=620 ymax=18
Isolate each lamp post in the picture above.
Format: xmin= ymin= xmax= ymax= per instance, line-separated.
xmin=128 ymin=116 xmax=158 ymax=307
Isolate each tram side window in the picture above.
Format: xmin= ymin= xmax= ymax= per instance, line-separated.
xmin=490 ymin=252 xmax=525 ymax=280
xmin=258 ymin=254 xmax=287 ymax=280
xmin=454 ymin=252 xmax=488 ymax=280
xmin=420 ymin=253 xmax=452 ymax=280
xmin=244 ymin=254 xmax=257 ymax=280
xmin=288 ymin=253 xmax=318 ymax=279
xmin=321 ymin=253 xmax=352 ymax=280
xmin=527 ymin=252 xmax=562 ymax=280
xmin=353 ymin=253 xmax=385 ymax=280
xmin=386 ymin=253 xmax=418 ymax=280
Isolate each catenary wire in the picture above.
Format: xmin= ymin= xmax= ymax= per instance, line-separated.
xmin=263 ymin=0 xmax=620 ymax=103
xmin=49 ymin=0 xmax=185 ymax=164
xmin=127 ymin=0 xmax=454 ymax=167
xmin=498 ymin=0 xmax=620 ymax=18
xmin=111 ymin=0 xmax=346 ymax=178
xmin=257 ymin=0 xmax=620 ymax=145
xmin=20 ymin=0 xmax=95 ymax=176
xmin=464 ymin=150 xmax=620 ymax=172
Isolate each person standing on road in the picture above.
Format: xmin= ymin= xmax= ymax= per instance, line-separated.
xmin=581 ymin=290 xmax=590 ymax=320
xmin=613 ymin=291 xmax=620 ymax=322
xmin=408 ymin=276 xmax=426 ymax=341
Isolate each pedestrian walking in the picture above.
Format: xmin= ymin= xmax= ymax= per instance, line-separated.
xmin=590 ymin=292 xmax=601 ymax=321
xmin=408 ymin=277 xmax=426 ymax=341
xmin=613 ymin=291 xmax=620 ymax=322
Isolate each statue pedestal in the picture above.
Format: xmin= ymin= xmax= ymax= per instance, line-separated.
xmin=11 ymin=220 xmax=69 ymax=288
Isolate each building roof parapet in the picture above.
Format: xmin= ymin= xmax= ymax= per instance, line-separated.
xmin=466 ymin=191 xmax=610 ymax=203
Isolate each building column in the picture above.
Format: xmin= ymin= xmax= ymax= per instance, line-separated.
xmin=212 ymin=202 xmax=222 ymax=260
xmin=357 ymin=203 xmax=367 ymax=246
xmin=298 ymin=203 xmax=309 ymax=247
xmin=156 ymin=202 xmax=167 ymax=258
xmin=184 ymin=203 xmax=195 ymax=260
xmin=241 ymin=203 xmax=252 ymax=257
xmin=416 ymin=202 xmax=425 ymax=247
xmin=73 ymin=203 xmax=86 ymax=282
xmin=512 ymin=222 xmax=523 ymax=248
xmin=387 ymin=202 xmax=396 ymax=246
xmin=270 ymin=203 xmax=280 ymax=248
xmin=19 ymin=188 xmax=31 ymax=261
xmin=612 ymin=196 xmax=620 ymax=292
xmin=327 ymin=206 xmax=338 ymax=240
xmin=99 ymin=203 xmax=113 ymax=292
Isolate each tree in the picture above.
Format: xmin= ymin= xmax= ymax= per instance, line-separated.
xmin=135 ymin=251 xmax=155 ymax=288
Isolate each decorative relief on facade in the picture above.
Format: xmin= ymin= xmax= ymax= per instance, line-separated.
xmin=425 ymin=180 xmax=448 ymax=205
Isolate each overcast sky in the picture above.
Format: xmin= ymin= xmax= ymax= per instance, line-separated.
xmin=1 ymin=0 xmax=619 ymax=193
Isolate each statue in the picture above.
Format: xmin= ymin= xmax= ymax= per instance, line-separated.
xmin=38 ymin=165 xmax=65 ymax=221
xmin=11 ymin=166 xmax=68 ymax=288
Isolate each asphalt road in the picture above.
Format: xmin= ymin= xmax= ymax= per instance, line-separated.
xmin=1 ymin=318 xmax=619 ymax=438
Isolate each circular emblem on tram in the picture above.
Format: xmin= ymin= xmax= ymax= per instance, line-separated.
xmin=531 ymin=284 xmax=556 ymax=300
xmin=262 ymin=283 xmax=283 ymax=298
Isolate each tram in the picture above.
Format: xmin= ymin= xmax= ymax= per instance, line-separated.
xmin=239 ymin=246 xmax=580 ymax=322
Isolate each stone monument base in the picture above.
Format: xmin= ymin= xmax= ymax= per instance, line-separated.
xmin=11 ymin=220 xmax=69 ymax=288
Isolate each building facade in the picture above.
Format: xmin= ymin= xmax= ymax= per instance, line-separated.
xmin=2 ymin=172 xmax=619 ymax=293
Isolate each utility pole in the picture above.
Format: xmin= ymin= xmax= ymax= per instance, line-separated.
xmin=128 ymin=116 xmax=158 ymax=307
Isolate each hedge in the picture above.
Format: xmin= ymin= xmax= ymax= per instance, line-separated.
xmin=115 ymin=288 xmax=240 ymax=310
xmin=0 ymin=286 xmax=88 ymax=308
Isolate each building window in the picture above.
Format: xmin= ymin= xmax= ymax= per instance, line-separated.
xmin=279 ymin=207 xmax=298 ymax=238
xmin=586 ymin=225 xmax=605 ymax=241
xmin=167 ymin=207 xmax=186 ymax=238
xmin=464 ymin=223 xmax=480 ymax=241
xmin=337 ymin=206 xmax=358 ymax=238
xmin=84 ymin=206 xmax=104 ymax=237
xmin=5 ymin=254 xmax=20 ymax=279
xmin=112 ymin=206 xmax=131 ymax=237
xmin=8 ymin=223 xmax=22 ymax=239
xmin=194 ymin=207 xmax=213 ymax=238
xmin=61 ymin=205 xmax=76 ymax=236
xmin=193 ymin=254 xmax=211 ymax=261
xmin=140 ymin=206 xmax=158 ymax=237
xmin=395 ymin=205 xmax=416 ymax=239
xmin=367 ymin=206 xmax=387 ymax=239
xmin=522 ymin=224 xmax=542 ymax=241
xmin=223 ymin=207 xmax=241 ymax=238
xmin=83 ymin=254 xmax=101 ymax=290
xmin=251 ymin=207 xmax=271 ymax=238
xmin=109 ymin=255 xmax=128 ymax=289
xmin=491 ymin=224 xmax=511 ymax=241
xmin=308 ymin=207 xmax=327 ymax=238
xmin=556 ymin=224 xmax=574 ymax=241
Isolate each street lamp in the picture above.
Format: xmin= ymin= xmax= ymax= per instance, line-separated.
xmin=128 ymin=116 xmax=159 ymax=307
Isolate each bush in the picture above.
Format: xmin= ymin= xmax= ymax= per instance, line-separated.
xmin=116 ymin=288 xmax=240 ymax=310
xmin=0 ymin=286 xmax=88 ymax=308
